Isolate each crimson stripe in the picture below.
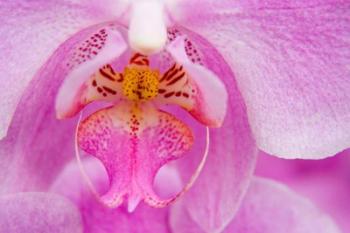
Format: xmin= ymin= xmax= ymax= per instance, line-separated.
xmin=130 ymin=53 xmax=145 ymax=63
xmin=142 ymin=58 xmax=150 ymax=66
xmin=99 ymin=68 xmax=116 ymax=81
xmin=102 ymin=86 xmax=117 ymax=95
xmin=130 ymin=53 xmax=149 ymax=66
xmin=133 ymin=61 xmax=147 ymax=66
xmin=165 ymin=68 xmax=181 ymax=82
xmin=160 ymin=64 xmax=176 ymax=82
xmin=106 ymin=64 xmax=116 ymax=75
xmin=167 ymin=72 xmax=186 ymax=86
xmin=164 ymin=92 xmax=175 ymax=98
xmin=117 ymin=73 xmax=124 ymax=82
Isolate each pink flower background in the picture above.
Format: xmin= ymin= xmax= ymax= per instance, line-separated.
xmin=257 ymin=150 xmax=350 ymax=232
xmin=0 ymin=1 xmax=349 ymax=233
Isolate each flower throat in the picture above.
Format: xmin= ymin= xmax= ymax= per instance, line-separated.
xmin=122 ymin=54 xmax=160 ymax=102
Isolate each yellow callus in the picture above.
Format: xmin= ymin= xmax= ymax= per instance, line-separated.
xmin=122 ymin=66 xmax=160 ymax=102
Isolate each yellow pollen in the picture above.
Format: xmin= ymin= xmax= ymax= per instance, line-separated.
xmin=122 ymin=65 xmax=160 ymax=101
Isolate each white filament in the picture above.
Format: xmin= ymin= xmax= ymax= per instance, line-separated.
xmin=74 ymin=113 xmax=101 ymax=202
xmin=151 ymin=127 xmax=210 ymax=207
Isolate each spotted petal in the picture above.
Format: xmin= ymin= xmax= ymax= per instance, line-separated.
xmin=55 ymin=25 xmax=127 ymax=119
xmin=77 ymin=102 xmax=193 ymax=210
xmin=0 ymin=0 xmax=128 ymax=139
xmin=160 ymin=28 xmax=257 ymax=233
xmin=173 ymin=1 xmax=350 ymax=158
xmin=0 ymin=23 xmax=128 ymax=193
xmin=156 ymin=37 xmax=228 ymax=127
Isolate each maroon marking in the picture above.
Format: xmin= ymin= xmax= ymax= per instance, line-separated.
xmin=133 ymin=61 xmax=147 ymax=66
xmin=164 ymin=92 xmax=175 ymax=98
xmin=135 ymin=91 xmax=143 ymax=99
xmin=175 ymin=91 xmax=182 ymax=97
xmin=183 ymin=93 xmax=190 ymax=98
xmin=99 ymin=68 xmax=116 ymax=81
xmin=102 ymin=86 xmax=117 ymax=95
xmin=130 ymin=53 xmax=149 ymax=65
xmin=166 ymin=66 xmax=182 ymax=81
xmin=97 ymin=87 xmax=103 ymax=93
xmin=158 ymin=89 xmax=166 ymax=94
xmin=160 ymin=64 xmax=176 ymax=82
xmin=142 ymin=58 xmax=150 ymax=66
xmin=130 ymin=53 xmax=144 ymax=63
xmin=106 ymin=64 xmax=116 ymax=75
xmin=117 ymin=73 xmax=124 ymax=82
xmin=167 ymin=72 xmax=186 ymax=86
xmin=92 ymin=80 xmax=97 ymax=87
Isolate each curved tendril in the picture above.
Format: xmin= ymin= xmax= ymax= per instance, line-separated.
xmin=183 ymin=127 xmax=210 ymax=194
xmin=147 ymin=127 xmax=210 ymax=208
xmin=74 ymin=112 xmax=102 ymax=203
xmin=74 ymin=112 xmax=210 ymax=208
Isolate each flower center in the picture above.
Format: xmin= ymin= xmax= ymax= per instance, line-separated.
xmin=122 ymin=66 xmax=160 ymax=101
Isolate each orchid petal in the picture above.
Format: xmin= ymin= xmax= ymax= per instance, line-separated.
xmin=256 ymin=150 xmax=350 ymax=232
xmin=170 ymin=177 xmax=341 ymax=233
xmin=0 ymin=192 xmax=82 ymax=233
xmin=0 ymin=24 xmax=123 ymax=194
xmin=169 ymin=28 xmax=257 ymax=232
xmin=225 ymin=178 xmax=341 ymax=233
xmin=0 ymin=0 xmax=128 ymax=140
xmin=174 ymin=1 xmax=350 ymax=158
xmin=56 ymin=26 xmax=127 ymax=119
xmin=161 ymin=37 xmax=228 ymax=127
xmin=51 ymin=157 xmax=171 ymax=233
xmin=77 ymin=102 xmax=193 ymax=209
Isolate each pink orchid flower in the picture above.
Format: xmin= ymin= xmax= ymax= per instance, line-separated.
xmin=0 ymin=0 xmax=348 ymax=232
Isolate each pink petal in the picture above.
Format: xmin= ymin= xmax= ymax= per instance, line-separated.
xmin=0 ymin=192 xmax=82 ymax=233
xmin=0 ymin=0 xmax=128 ymax=139
xmin=173 ymin=1 xmax=350 ymax=158
xmin=0 ymin=24 xmax=123 ymax=193
xmin=170 ymin=178 xmax=341 ymax=233
xmin=225 ymin=178 xmax=341 ymax=233
xmin=163 ymin=37 xmax=228 ymax=127
xmin=77 ymin=102 xmax=193 ymax=209
xmin=56 ymin=26 xmax=127 ymax=119
xmin=256 ymin=150 xmax=350 ymax=232
xmin=51 ymin=157 xmax=171 ymax=233
xmin=170 ymin=28 xmax=257 ymax=232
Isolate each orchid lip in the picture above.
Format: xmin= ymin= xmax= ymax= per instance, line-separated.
xmin=74 ymin=111 xmax=211 ymax=210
